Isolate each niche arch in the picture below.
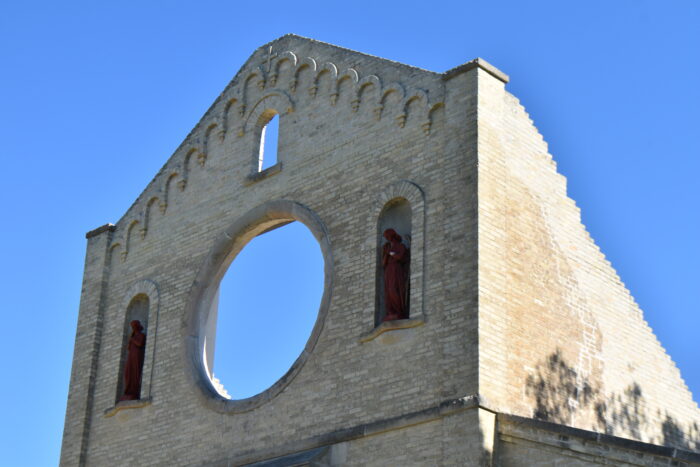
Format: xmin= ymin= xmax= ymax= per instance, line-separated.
xmin=363 ymin=181 xmax=426 ymax=340
xmin=115 ymin=279 xmax=160 ymax=404
xmin=183 ymin=200 xmax=333 ymax=414
xmin=243 ymin=92 xmax=294 ymax=180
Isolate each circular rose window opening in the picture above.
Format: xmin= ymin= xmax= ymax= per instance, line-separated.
xmin=202 ymin=220 xmax=324 ymax=400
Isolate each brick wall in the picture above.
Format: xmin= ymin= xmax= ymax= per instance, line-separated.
xmin=60 ymin=35 xmax=699 ymax=466
xmin=476 ymin=65 xmax=700 ymax=448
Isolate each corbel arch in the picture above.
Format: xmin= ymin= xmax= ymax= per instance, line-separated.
xmin=376 ymin=82 xmax=405 ymax=121
xmin=124 ymin=220 xmax=140 ymax=259
xmin=269 ymin=51 xmax=297 ymax=87
xmin=332 ymin=68 xmax=359 ymax=105
xmin=399 ymin=89 xmax=429 ymax=128
xmin=222 ymin=98 xmax=239 ymax=138
xmin=291 ymin=57 xmax=317 ymax=93
xmin=311 ymin=62 xmax=338 ymax=98
xmin=202 ymin=123 xmax=218 ymax=163
xmin=108 ymin=242 xmax=123 ymax=265
xmin=404 ymin=89 xmax=429 ymax=115
xmin=142 ymin=196 xmax=162 ymax=238
xmin=424 ymin=102 xmax=445 ymax=136
xmin=161 ymin=171 xmax=180 ymax=214
xmin=241 ymin=67 xmax=267 ymax=116
xmin=354 ymin=75 xmax=381 ymax=112
xmin=181 ymin=148 xmax=200 ymax=190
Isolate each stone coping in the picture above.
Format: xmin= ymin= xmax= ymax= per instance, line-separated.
xmin=85 ymin=223 xmax=115 ymax=239
xmin=359 ymin=318 xmax=425 ymax=343
xmin=103 ymin=398 xmax=152 ymax=418
xmin=442 ymin=57 xmax=510 ymax=83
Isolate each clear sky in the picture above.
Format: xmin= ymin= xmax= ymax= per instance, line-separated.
xmin=1 ymin=1 xmax=698 ymax=465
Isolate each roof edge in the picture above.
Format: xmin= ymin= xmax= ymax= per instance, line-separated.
xmin=85 ymin=223 xmax=115 ymax=239
xmin=443 ymin=57 xmax=509 ymax=83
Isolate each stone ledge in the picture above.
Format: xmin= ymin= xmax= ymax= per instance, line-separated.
xmin=219 ymin=394 xmax=487 ymax=466
xmin=359 ymin=318 xmax=424 ymax=343
xmin=442 ymin=57 xmax=510 ymax=83
xmin=243 ymin=446 xmax=329 ymax=467
xmin=85 ymin=223 xmax=115 ymax=239
xmin=498 ymin=413 xmax=700 ymax=463
xmin=103 ymin=398 xmax=152 ymax=418
xmin=244 ymin=162 xmax=283 ymax=185
xmin=224 ymin=405 xmax=700 ymax=466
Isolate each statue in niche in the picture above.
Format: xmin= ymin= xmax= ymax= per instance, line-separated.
xmin=119 ymin=320 xmax=146 ymax=401
xmin=382 ymin=228 xmax=410 ymax=321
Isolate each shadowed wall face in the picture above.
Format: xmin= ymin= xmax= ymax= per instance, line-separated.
xmin=475 ymin=77 xmax=700 ymax=450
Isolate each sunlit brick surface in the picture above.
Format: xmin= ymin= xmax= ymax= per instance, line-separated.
xmin=61 ymin=35 xmax=699 ymax=466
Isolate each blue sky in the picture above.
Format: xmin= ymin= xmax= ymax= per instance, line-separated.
xmin=1 ymin=1 xmax=698 ymax=465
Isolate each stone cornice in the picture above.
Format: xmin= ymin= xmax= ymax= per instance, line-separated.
xmin=443 ymin=57 xmax=510 ymax=83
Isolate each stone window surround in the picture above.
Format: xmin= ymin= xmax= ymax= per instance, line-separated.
xmin=183 ymin=199 xmax=333 ymax=414
xmin=361 ymin=180 xmax=426 ymax=342
xmin=104 ymin=279 xmax=160 ymax=417
xmin=244 ymin=92 xmax=294 ymax=184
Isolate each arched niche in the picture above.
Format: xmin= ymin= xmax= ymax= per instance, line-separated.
xmin=116 ymin=294 xmax=149 ymax=402
xmin=115 ymin=279 xmax=160 ymax=404
xmin=362 ymin=181 xmax=426 ymax=342
xmin=376 ymin=199 xmax=412 ymax=325
xmin=183 ymin=200 xmax=333 ymax=414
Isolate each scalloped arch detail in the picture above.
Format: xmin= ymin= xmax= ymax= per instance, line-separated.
xmin=311 ymin=62 xmax=338 ymax=97
xmin=291 ymin=57 xmax=317 ymax=92
xmin=106 ymin=46 xmax=445 ymax=262
xmin=269 ymin=51 xmax=297 ymax=87
xmin=124 ymin=220 xmax=140 ymax=258
xmin=242 ymin=91 xmax=295 ymax=135
xmin=354 ymin=75 xmax=382 ymax=111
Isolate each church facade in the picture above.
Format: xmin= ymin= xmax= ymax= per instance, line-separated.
xmin=61 ymin=35 xmax=700 ymax=466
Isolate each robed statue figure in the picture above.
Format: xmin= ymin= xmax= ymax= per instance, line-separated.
xmin=119 ymin=320 xmax=146 ymax=401
xmin=382 ymin=228 xmax=410 ymax=321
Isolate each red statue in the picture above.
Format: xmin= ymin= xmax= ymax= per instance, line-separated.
xmin=382 ymin=228 xmax=410 ymax=321
xmin=119 ymin=320 xmax=146 ymax=401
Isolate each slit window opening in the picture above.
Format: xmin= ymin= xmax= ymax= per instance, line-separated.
xmin=259 ymin=114 xmax=279 ymax=171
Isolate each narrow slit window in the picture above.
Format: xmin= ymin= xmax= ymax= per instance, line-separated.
xmin=259 ymin=114 xmax=279 ymax=171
